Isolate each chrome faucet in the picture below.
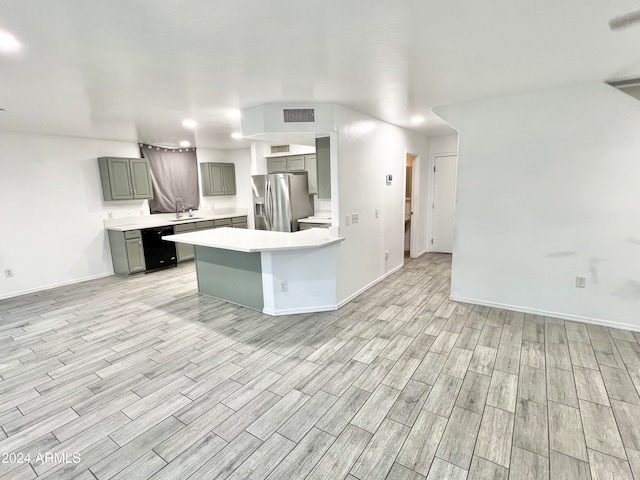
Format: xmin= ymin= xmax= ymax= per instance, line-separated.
xmin=175 ymin=197 xmax=185 ymax=219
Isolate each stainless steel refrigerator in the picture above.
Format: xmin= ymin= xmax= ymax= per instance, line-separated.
xmin=252 ymin=173 xmax=314 ymax=232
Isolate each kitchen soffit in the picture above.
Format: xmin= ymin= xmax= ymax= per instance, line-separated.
xmin=1 ymin=1 xmax=640 ymax=148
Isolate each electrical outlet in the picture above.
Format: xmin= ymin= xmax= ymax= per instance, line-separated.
xmin=375 ymin=209 xmax=379 ymax=218
xmin=576 ymin=276 xmax=586 ymax=288
xmin=280 ymin=281 xmax=287 ymax=292
xmin=107 ymin=211 xmax=113 ymax=219
xmin=345 ymin=215 xmax=351 ymax=226
xmin=351 ymin=213 xmax=359 ymax=224
xmin=4 ymin=268 xmax=13 ymax=278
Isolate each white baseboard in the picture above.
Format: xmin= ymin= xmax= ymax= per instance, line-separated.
xmin=337 ymin=264 xmax=404 ymax=309
xmin=411 ymin=249 xmax=427 ymax=259
xmin=263 ymin=304 xmax=338 ymax=316
xmin=0 ymin=272 xmax=114 ymax=301
xmin=450 ymin=295 xmax=640 ymax=333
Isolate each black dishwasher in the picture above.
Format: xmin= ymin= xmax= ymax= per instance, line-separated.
xmin=141 ymin=226 xmax=177 ymax=272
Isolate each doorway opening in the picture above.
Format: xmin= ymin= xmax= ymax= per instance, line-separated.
xmin=404 ymin=153 xmax=420 ymax=259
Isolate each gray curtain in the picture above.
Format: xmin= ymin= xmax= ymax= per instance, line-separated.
xmin=140 ymin=144 xmax=199 ymax=214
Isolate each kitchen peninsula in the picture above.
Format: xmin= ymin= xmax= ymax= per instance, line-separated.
xmin=163 ymin=227 xmax=343 ymax=315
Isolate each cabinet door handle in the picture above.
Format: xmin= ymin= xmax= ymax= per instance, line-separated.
xmin=139 ymin=241 xmax=142 ymax=245
xmin=133 ymin=190 xmax=136 ymax=195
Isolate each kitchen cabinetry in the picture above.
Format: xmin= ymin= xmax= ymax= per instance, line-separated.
xmin=232 ymin=216 xmax=248 ymax=228
xmin=200 ymin=163 xmax=236 ymax=196
xmin=174 ymin=223 xmax=196 ymax=261
xmin=108 ymin=229 xmax=146 ymax=275
xmin=315 ymin=137 xmax=331 ymax=200
xmin=196 ymin=220 xmax=215 ymax=230
xmin=98 ymin=157 xmax=154 ymax=201
xmin=266 ymin=154 xmax=318 ymax=194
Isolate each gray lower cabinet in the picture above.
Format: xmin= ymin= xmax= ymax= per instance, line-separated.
xmin=98 ymin=157 xmax=154 ymax=201
xmin=108 ymin=215 xmax=246 ymax=273
xmin=196 ymin=220 xmax=214 ymax=230
xmin=174 ymin=223 xmax=196 ymax=261
xmin=214 ymin=218 xmax=232 ymax=228
xmin=232 ymin=216 xmax=248 ymax=228
xmin=201 ymin=163 xmax=236 ymax=196
xmin=108 ymin=229 xmax=146 ymax=274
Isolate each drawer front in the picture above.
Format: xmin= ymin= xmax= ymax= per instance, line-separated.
xmin=195 ymin=220 xmax=215 ymax=230
xmin=124 ymin=229 xmax=141 ymax=240
xmin=232 ymin=222 xmax=248 ymax=229
xmin=174 ymin=223 xmax=197 ymax=233
xmin=214 ymin=218 xmax=232 ymax=227
xmin=231 ymin=216 xmax=248 ymax=225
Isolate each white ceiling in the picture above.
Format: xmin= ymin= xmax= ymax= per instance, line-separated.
xmin=1 ymin=0 xmax=640 ymax=149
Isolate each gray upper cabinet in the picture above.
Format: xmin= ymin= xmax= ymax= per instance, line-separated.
xmin=266 ymin=154 xmax=318 ymax=194
xmin=286 ymin=155 xmax=306 ymax=171
xmin=98 ymin=157 xmax=154 ymax=201
xmin=266 ymin=157 xmax=288 ymax=173
xmin=306 ymin=154 xmax=318 ymax=195
xmin=201 ymin=162 xmax=236 ymax=196
xmin=221 ymin=164 xmax=236 ymax=195
xmin=316 ymin=137 xmax=331 ymax=199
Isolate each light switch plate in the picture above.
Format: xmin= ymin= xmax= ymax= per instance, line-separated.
xmin=575 ymin=276 xmax=586 ymax=288
xmin=345 ymin=215 xmax=351 ymax=226
xmin=352 ymin=213 xmax=359 ymax=224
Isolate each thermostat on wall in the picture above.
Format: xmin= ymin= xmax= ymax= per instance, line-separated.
xmin=386 ymin=174 xmax=393 ymax=184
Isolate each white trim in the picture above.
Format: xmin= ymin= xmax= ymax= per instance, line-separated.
xmin=0 ymin=272 xmax=114 ymax=301
xmin=451 ymin=295 xmax=640 ymax=333
xmin=405 ymin=152 xmax=421 ymax=258
xmin=263 ymin=304 xmax=338 ymax=316
xmin=337 ymin=264 xmax=404 ymax=308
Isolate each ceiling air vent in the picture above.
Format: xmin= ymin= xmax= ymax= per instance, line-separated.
xmin=283 ymin=108 xmax=315 ymax=123
xmin=271 ymin=145 xmax=290 ymax=154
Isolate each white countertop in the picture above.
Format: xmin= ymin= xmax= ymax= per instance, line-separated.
xmin=163 ymin=227 xmax=344 ymax=253
xmin=105 ymin=211 xmax=248 ymax=232
xmin=298 ymin=216 xmax=332 ymax=225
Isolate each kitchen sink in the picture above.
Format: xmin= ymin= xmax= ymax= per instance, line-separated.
xmin=169 ymin=217 xmax=204 ymax=221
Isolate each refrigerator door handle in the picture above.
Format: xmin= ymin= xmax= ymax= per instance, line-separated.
xmin=266 ymin=181 xmax=273 ymax=230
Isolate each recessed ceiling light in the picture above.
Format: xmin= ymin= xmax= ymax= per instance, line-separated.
xmin=179 ymin=140 xmax=190 ymax=147
xmin=182 ymin=118 xmax=197 ymax=128
xmin=230 ymin=132 xmax=242 ymax=139
xmin=227 ymin=109 xmax=241 ymax=118
xmin=411 ymin=115 xmax=425 ymax=124
xmin=0 ymin=29 xmax=21 ymax=54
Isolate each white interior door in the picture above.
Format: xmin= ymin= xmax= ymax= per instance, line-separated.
xmin=432 ymin=155 xmax=458 ymax=253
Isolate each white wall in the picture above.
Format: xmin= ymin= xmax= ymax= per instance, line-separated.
xmin=0 ymin=132 xmax=141 ymax=299
xmin=435 ymin=83 xmax=640 ymax=330
xmin=261 ymin=246 xmax=338 ymax=315
xmin=428 ymin=134 xmax=458 ymax=160
xmin=333 ymin=106 xmax=430 ymax=305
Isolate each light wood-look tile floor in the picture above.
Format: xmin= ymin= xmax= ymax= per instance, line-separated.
xmin=1 ymin=253 xmax=640 ymax=479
